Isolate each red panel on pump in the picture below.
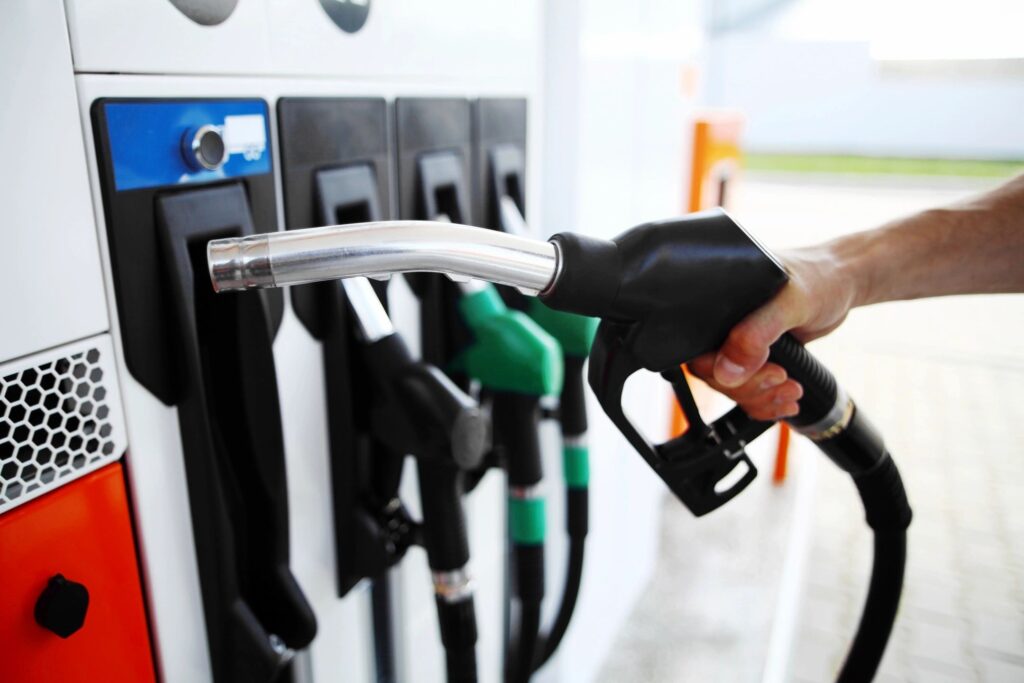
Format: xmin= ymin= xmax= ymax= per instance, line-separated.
xmin=0 ymin=462 xmax=156 ymax=682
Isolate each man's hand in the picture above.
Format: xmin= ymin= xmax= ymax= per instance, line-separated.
xmin=688 ymin=245 xmax=859 ymax=421
xmin=687 ymin=172 xmax=1024 ymax=422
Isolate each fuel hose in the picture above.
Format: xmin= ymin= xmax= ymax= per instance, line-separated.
xmin=770 ymin=335 xmax=911 ymax=682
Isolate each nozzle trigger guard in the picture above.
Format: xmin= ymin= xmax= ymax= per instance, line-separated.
xmin=588 ymin=322 xmax=771 ymax=516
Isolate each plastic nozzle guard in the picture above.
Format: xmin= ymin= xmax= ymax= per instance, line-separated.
xmin=525 ymin=300 xmax=598 ymax=360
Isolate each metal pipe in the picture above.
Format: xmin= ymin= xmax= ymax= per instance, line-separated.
xmin=430 ymin=214 xmax=490 ymax=295
xmin=341 ymin=277 xmax=395 ymax=344
xmin=208 ymin=220 xmax=559 ymax=296
xmin=498 ymin=196 xmax=531 ymax=238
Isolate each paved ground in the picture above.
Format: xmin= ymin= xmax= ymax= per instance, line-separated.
xmin=598 ymin=173 xmax=1024 ymax=682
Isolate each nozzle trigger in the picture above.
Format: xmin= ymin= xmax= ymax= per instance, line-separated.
xmin=588 ymin=323 xmax=770 ymax=516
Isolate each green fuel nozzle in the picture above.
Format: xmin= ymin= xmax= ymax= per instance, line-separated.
xmin=452 ymin=284 xmax=563 ymax=398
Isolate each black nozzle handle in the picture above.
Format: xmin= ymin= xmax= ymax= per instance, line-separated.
xmin=559 ymin=356 xmax=588 ymax=439
xmin=362 ymin=334 xmax=489 ymax=471
xmin=544 ymin=210 xmax=912 ymax=683
xmin=491 ymin=391 xmax=544 ymax=488
xmin=397 ymin=363 xmax=489 ymax=471
xmin=417 ymin=464 xmax=472 ymax=572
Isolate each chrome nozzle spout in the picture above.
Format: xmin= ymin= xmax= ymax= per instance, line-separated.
xmin=207 ymin=220 xmax=559 ymax=296
xmin=208 ymin=233 xmax=274 ymax=292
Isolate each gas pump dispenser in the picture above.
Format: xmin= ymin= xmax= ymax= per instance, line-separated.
xmin=276 ymin=98 xmax=492 ymax=682
xmin=395 ymin=98 xmax=564 ymax=683
xmin=92 ymin=99 xmax=317 ymax=682
xmin=210 ymin=210 xmax=915 ymax=683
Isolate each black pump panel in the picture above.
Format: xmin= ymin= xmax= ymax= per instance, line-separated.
xmin=394 ymin=98 xmax=475 ymax=370
xmin=277 ymin=97 xmax=407 ymax=596
xmin=417 ymin=150 xmax=471 ymax=225
xmin=277 ymin=97 xmax=391 ymax=337
xmin=92 ymin=99 xmax=314 ymax=683
xmin=473 ymin=98 xmax=527 ymax=229
xmin=395 ymin=98 xmax=474 ymax=224
xmin=277 ymin=97 xmax=391 ymax=230
xmin=91 ymin=99 xmax=283 ymax=404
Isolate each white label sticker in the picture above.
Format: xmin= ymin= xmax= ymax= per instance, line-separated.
xmin=223 ymin=114 xmax=267 ymax=161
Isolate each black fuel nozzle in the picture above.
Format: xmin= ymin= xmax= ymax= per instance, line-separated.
xmin=361 ymin=332 xmax=489 ymax=472
xmin=535 ymin=210 xmax=785 ymax=514
xmin=359 ymin=329 xmax=487 ymax=683
xmin=544 ymin=210 xmax=911 ymax=682
xmin=345 ymin=281 xmax=486 ymax=683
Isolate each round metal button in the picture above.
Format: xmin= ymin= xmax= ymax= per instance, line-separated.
xmin=183 ymin=125 xmax=227 ymax=171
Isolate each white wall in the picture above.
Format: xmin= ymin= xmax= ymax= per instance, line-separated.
xmin=704 ymin=2 xmax=1024 ymax=159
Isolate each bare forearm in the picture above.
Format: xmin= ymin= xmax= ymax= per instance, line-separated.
xmin=829 ymin=173 xmax=1024 ymax=307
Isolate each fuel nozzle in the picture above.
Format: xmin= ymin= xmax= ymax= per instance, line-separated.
xmin=343 ymin=276 xmax=489 ymax=471
xmin=370 ymin=341 xmax=489 ymax=471
xmin=341 ymin=276 xmax=486 ymax=682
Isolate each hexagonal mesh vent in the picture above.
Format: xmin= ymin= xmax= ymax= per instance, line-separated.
xmin=0 ymin=335 xmax=126 ymax=513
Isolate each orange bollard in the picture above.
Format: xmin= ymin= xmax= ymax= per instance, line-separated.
xmin=773 ymin=423 xmax=791 ymax=484
xmin=669 ymin=365 xmax=692 ymax=436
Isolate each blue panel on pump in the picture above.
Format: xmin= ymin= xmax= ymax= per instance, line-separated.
xmin=103 ymin=100 xmax=271 ymax=192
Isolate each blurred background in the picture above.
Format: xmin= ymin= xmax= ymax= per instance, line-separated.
xmin=587 ymin=1 xmax=1024 ymax=681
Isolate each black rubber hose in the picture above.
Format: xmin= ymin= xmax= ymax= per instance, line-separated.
xmin=769 ymin=335 xmax=912 ymax=682
xmin=837 ymin=531 xmax=906 ymax=682
xmin=836 ymin=456 xmax=911 ymax=682
xmin=493 ymin=392 xmax=546 ymax=683
xmin=416 ymin=463 xmax=479 ymax=683
xmin=512 ymin=599 xmax=542 ymax=683
xmin=535 ymin=359 xmax=590 ymax=671
xmin=369 ymin=574 xmax=398 ymax=683
xmin=534 ymin=537 xmax=585 ymax=670
xmin=437 ymin=597 xmax=479 ymax=683
xmin=510 ymin=544 xmax=544 ymax=683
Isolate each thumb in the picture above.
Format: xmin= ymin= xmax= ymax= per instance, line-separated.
xmin=713 ymin=292 xmax=801 ymax=388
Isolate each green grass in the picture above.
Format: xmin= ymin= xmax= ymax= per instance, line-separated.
xmin=744 ymin=153 xmax=1024 ymax=178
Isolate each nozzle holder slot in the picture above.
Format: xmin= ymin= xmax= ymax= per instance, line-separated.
xmin=277 ymin=97 xmax=392 ymax=339
xmin=473 ymin=98 xmax=527 ymax=231
xmin=396 ymin=98 xmax=476 ymax=372
xmin=157 ymin=186 xmax=318 ymax=677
